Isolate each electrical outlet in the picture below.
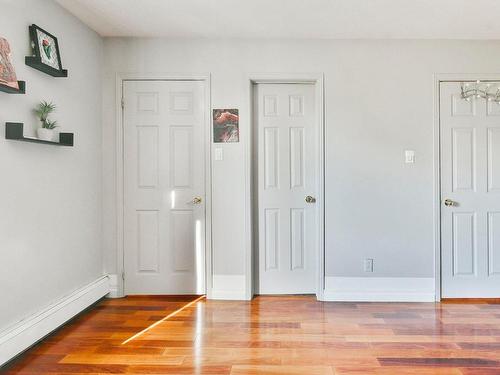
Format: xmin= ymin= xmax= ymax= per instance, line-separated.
xmin=364 ymin=258 xmax=374 ymax=272
xmin=405 ymin=150 xmax=415 ymax=164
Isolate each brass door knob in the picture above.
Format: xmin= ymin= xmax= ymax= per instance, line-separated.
xmin=192 ymin=197 xmax=202 ymax=204
xmin=305 ymin=195 xmax=316 ymax=203
xmin=444 ymin=199 xmax=455 ymax=207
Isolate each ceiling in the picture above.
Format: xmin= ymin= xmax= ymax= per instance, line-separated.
xmin=55 ymin=0 xmax=500 ymax=39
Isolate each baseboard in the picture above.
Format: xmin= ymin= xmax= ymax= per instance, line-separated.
xmin=322 ymin=276 xmax=435 ymax=302
xmin=0 ymin=275 xmax=110 ymax=366
xmin=441 ymin=298 xmax=500 ymax=303
xmin=106 ymin=274 xmax=121 ymax=298
xmin=210 ymin=274 xmax=247 ymax=300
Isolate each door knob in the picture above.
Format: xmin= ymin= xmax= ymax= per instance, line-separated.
xmin=443 ymin=199 xmax=455 ymax=207
xmin=192 ymin=197 xmax=202 ymax=204
xmin=305 ymin=195 xmax=316 ymax=203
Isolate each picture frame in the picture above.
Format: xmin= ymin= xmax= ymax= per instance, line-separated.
xmin=0 ymin=37 xmax=22 ymax=93
xmin=213 ymin=108 xmax=239 ymax=143
xmin=26 ymin=24 xmax=67 ymax=77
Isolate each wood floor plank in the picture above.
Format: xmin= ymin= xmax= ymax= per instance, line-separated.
xmin=59 ymin=353 xmax=185 ymax=365
xmin=230 ymin=365 xmax=335 ymax=375
xmin=378 ymin=357 xmax=500 ymax=367
xmin=335 ymin=368 xmax=463 ymax=375
xmin=2 ymin=296 xmax=500 ymax=374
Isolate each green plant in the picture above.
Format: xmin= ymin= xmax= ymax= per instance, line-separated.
xmin=43 ymin=119 xmax=57 ymax=129
xmin=34 ymin=101 xmax=58 ymax=129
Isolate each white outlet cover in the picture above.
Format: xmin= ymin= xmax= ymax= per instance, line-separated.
xmin=364 ymin=258 xmax=374 ymax=272
xmin=405 ymin=150 xmax=415 ymax=164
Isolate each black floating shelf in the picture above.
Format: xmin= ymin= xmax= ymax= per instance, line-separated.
xmin=5 ymin=122 xmax=73 ymax=147
xmin=0 ymin=81 xmax=26 ymax=94
xmin=25 ymin=56 xmax=68 ymax=77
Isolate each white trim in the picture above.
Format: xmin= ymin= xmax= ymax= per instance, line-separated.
xmin=107 ymin=273 xmax=120 ymax=298
xmin=245 ymin=78 xmax=254 ymax=300
xmin=432 ymin=74 xmax=441 ymax=302
xmin=246 ymin=73 xmax=325 ymax=300
xmin=211 ymin=290 xmax=248 ymax=300
xmin=323 ymin=277 xmax=435 ymax=302
xmin=115 ymin=73 xmax=212 ymax=298
xmin=204 ymin=75 xmax=214 ymax=299
xmin=211 ymin=275 xmax=247 ymax=300
xmin=317 ymin=75 xmax=326 ymax=301
xmin=0 ymin=276 xmax=109 ymax=366
xmin=115 ymin=74 xmax=124 ymax=298
xmin=432 ymin=73 xmax=500 ymax=301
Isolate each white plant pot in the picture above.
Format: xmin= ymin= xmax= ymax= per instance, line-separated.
xmin=37 ymin=128 xmax=54 ymax=141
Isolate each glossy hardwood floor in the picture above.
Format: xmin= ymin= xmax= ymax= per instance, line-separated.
xmin=3 ymin=295 xmax=500 ymax=374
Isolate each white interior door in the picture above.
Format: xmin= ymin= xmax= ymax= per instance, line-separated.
xmin=123 ymin=80 xmax=206 ymax=295
xmin=440 ymin=81 xmax=500 ymax=298
xmin=255 ymin=83 xmax=318 ymax=294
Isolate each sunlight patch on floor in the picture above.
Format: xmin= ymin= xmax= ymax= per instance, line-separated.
xmin=121 ymin=295 xmax=205 ymax=345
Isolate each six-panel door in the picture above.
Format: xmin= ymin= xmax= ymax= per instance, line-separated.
xmin=440 ymin=82 xmax=500 ymax=298
xmin=255 ymin=83 xmax=318 ymax=294
xmin=123 ymin=80 xmax=205 ymax=295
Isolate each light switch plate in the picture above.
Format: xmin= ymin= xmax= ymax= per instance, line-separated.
xmin=215 ymin=147 xmax=223 ymax=161
xmin=405 ymin=150 xmax=415 ymax=164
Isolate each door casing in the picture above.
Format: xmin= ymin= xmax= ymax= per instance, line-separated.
xmin=247 ymin=74 xmax=325 ymax=300
xmin=115 ymin=73 xmax=212 ymax=298
xmin=433 ymin=73 xmax=500 ymax=301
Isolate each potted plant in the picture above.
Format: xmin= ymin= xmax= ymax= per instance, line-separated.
xmin=34 ymin=101 xmax=57 ymax=141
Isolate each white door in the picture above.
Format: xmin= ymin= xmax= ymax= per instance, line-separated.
xmin=441 ymin=81 xmax=500 ymax=298
xmin=123 ymin=80 xmax=206 ymax=295
xmin=255 ymin=83 xmax=318 ymax=294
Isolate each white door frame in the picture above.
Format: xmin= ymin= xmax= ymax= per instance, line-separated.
xmin=246 ymin=73 xmax=325 ymax=300
xmin=433 ymin=73 xmax=500 ymax=301
xmin=115 ymin=73 xmax=212 ymax=298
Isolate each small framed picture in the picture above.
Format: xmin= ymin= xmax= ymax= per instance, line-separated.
xmin=0 ymin=37 xmax=19 ymax=90
xmin=29 ymin=24 xmax=63 ymax=73
xmin=213 ymin=109 xmax=239 ymax=143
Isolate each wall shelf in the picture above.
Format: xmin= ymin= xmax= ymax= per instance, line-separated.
xmin=5 ymin=122 xmax=74 ymax=146
xmin=25 ymin=56 xmax=68 ymax=78
xmin=0 ymin=81 xmax=26 ymax=94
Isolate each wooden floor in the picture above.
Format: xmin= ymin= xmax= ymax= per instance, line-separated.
xmin=4 ymin=296 xmax=500 ymax=374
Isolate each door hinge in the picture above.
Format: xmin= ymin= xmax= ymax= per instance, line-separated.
xmin=121 ymin=97 xmax=124 ymax=109
xmin=121 ymin=271 xmax=125 ymax=281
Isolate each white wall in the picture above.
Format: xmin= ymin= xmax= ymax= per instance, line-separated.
xmin=0 ymin=0 xmax=103 ymax=331
xmin=102 ymin=38 xmax=500 ymax=297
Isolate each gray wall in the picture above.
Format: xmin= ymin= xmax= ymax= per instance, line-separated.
xmin=101 ymin=38 xmax=500 ymax=287
xmin=0 ymin=0 xmax=103 ymax=331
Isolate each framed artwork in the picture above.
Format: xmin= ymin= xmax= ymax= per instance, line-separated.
xmin=213 ymin=109 xmax=239 ymax=143
xmin=28 ymin=24 xmax=64 ymax=73
xmin=0 ymin=37 xmax=19 ymax=90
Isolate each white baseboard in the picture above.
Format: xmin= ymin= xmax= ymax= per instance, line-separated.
xmin=210 ymin=274 xmax=247 ymax=300
xmin=322 ymin=276 xmax=435 ymax=302
xmin=106 ymin=274 xmax=121 ymax=298
xmin=0 ymin=275 xmax=110 ymax=366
